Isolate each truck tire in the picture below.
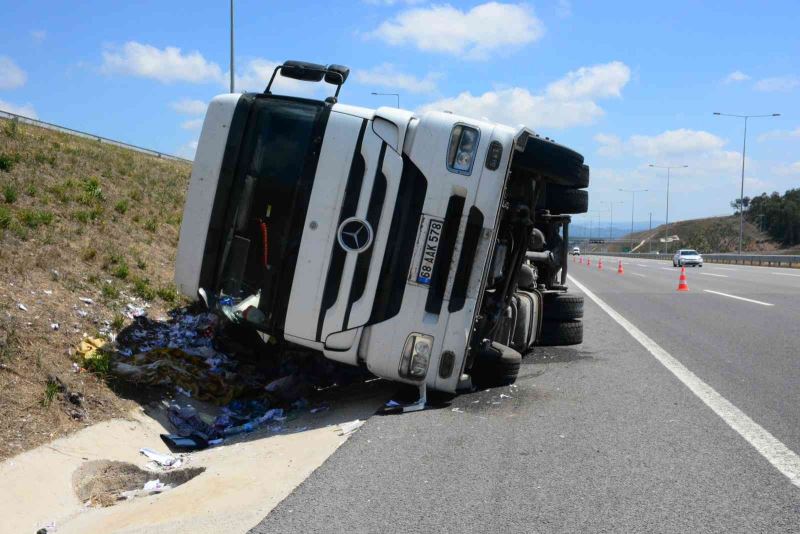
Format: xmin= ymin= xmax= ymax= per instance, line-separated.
xmin=516 ymin=136 xmax=588 ymax=188
xmin=538 ymin=319 xmax=583 ymax=346
xmin=471 ymin=342 xmax=521 ymax=388
xmin=541 ymin=185 xmax=589 ymax=214
xmin=542 ymin=292 xmax=583 ymax=320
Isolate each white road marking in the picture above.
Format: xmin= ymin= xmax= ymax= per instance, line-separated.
xmin=714 ymin=267 xmax=739 ymax=272
xmin=636 ymin=264 xmax=648 ymax=267
xmin=771 ymin=272 xmax=800 ymax=278
xmin=630 ymin=273 xmax=646 ymax=278
xmin=703 ymin=289 xmax=774 ymax=307
xmin=568 ymin=275 xmax=800 ymax=488
xmin=661 ymin=267 xmax=674 ymax=271
xmin=700 ymin=272 xmax=728 ymax=278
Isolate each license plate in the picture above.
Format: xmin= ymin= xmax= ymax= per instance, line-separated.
xmin=417 ymin=218 xmax=444 ymax=285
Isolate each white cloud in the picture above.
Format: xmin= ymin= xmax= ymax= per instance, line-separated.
xmin=723 ymin=70 xmax=750 ymax=84
xmin=545 ymin=61 xmax=630 ymax=100
xmin=171 ymin=99 xmax=207 ymax=115
xmin=773 ymin=161 xmax=800 ymax=176
xmin=555 ymin=0 xmax=572 ymax=18
xmin=367 ymin=2 xmax=545 ymax=60
xmin=176 ymin=140 xmax=199 ymax=160
xmin=181 ymin=118 xmax=204 ymax=130
xmin=0 ymin=56 xmax=27 ymax=89
xmin=419 ymin=61 xmax=630 ymax=129
xmin=30 ymin=30 xmax=46 ymax=43
xmin=758 ymin=127 xmax=800 ymax=142
xmin=596 ymin=129 xmax=726 ymax=158
xmin=754 ymin=76 xmax=800 ymax=92
xmin=102 ymin=42 xmax=223 ymax=84
xmin=0 ymin=99 xmax=38 ymax=119
xmin=354 ymin=63 xmax=440 ymax=94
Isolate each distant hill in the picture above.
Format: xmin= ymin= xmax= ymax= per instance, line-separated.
xmin=618 ymin=214 xmax=780 ymax=254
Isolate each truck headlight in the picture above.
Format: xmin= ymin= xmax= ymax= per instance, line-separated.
xmin=399 ymin=333 xmax=433 ymax=379
xmin=447 ymin=124 xmax=480 ymax=175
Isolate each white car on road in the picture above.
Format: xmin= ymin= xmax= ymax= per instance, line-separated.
xmin=571 ymin=246 xmax=580 ymax=255
xmin=673 ymin=249 xmax=703 ymax=267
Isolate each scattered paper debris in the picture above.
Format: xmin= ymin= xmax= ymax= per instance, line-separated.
xmin=79 ymin=297 xmax=94 ymax=305
xmin=17 ymin=303 xmax=28 ymax=312
xmin=140 ymin=447 xmax=179 ymax=467
xmin=338 ymin=419 xmax=365 ymax=435
xmin=50 ymin=323 xmax=59 ymax=331
xmin=499 ymin=393 xmax=512 ymax=399
xmin=451 ymin=407 xmax=465 ymax=413
xmin=143 ymin=479 xmax=167 ymax=492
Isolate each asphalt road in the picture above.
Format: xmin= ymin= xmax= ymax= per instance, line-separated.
xmin=252 ymin=258 xmax=800 ymax=533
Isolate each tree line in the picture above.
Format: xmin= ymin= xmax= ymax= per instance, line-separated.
xmin=733 ymin=188 xmax=800 ymax=246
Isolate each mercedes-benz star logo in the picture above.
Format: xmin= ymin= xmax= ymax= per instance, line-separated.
xmin=337 ymin=218 xmax=373 ymax=253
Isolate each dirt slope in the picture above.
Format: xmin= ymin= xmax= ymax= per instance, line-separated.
xmin=0 ymin=117 xmax=192 ymax=460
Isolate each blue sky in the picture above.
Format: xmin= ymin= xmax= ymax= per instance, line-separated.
xmin=1 ymin=0 xmax=798 ymax=224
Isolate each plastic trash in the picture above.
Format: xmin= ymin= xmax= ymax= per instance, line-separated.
xmin=143 ymin=479 xmax=167 ymax=492
xmin=160 ymin=433 xmax=209 ymax=451
xmin=338 ymin=419 xmax=365 ymax=435
xmin=139 ymin=447 xmax=179 ymax=467
xmin=17 ymin=303 xmax=28 ymax=312
xmin=79 ymin=297 xmax=94 ymax=305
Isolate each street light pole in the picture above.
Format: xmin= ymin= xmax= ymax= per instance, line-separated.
xmin=598 ymin=201 xmax=623 ymax=251
xmin=649 ymin=164 xmax=687 ymax=254
xmin=619 ymin=188 xmax=648 ymax=251
xmin=713 ymin=112 xmax=780 ymax=254
xmin=230 ymin=0 xmax=235 ymax=93
xmin=371 ymin=92 xmax=400 ymax=108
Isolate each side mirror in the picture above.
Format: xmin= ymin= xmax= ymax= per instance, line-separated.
xmin=325 ymin=64 xmax=350 ymax=85
xmin=280 ymin=61 xmax=326 ymax=82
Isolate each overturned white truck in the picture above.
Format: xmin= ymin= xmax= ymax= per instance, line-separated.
xmin=175 ymin=61 xmax=588 ymax=405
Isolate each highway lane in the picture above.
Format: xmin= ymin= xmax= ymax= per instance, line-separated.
xmin=253 ymin=267 xmax=800 ymax=533
xmin=569 ymin=257 xmax=800 ymax=453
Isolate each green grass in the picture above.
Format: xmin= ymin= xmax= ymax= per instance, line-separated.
xmin=101 ymin=283 xmax=120 ymax=299
xmin=111 ymin=313 xmax=125 ymax=331
xmin=0 ymin=206 xmax=10 ymax=229
xmin=3 ymin=119 xmax=18 ymax=138
xmin=112 ymin=261 xmax=129 ymax=280
xmin=3 ymin=184 xmax=17 ymax=204
xmin=156 ymin=285 xmax=179 ymax=304
xmin=144 ymin=217 xmax=157 ymax=232
xmin=0 ymin=152 xmax=21 ymax=172
xmin=41 ymin=378 xmax=60 ymax=407
xmin=18 ymin=209 xmax=53 ymax=228
xmin=114 ymin=199 xmax=128 ymax=214
xmin=81 ymin=177 xmax=104 ymax=202
xmin=84 ymin=350 xmax=111 ymax=376
xmin=132 ymin=276 xmax=156 ymax=300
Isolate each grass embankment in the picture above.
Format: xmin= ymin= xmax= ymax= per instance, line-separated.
xmin=0 ymin=117 xmax=192 ymax=459
xmin=617 ymin=215 xmax=778 ymax=254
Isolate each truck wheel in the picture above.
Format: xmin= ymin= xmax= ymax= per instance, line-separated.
xmin=539 ymin=185 xmax=588 ymax=214
xmin=471 ymin=342 xmax=521 ymax=388
xmin=538 ymin=319 xmax=583 ymax=346
xmin=543 ymin=292 xmax=583 ymax=320
xmin=517 ymin=136 xmax=588 ymax=188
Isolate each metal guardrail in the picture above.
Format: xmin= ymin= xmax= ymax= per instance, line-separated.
xmin=582 ymin=251 xmax=800 ymax=268
xmin=0 ymin=109 xmax=193 ymax=163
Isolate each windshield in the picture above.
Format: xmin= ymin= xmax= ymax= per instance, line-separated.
xmin=681 ymin=250 xmax=699 ymax=255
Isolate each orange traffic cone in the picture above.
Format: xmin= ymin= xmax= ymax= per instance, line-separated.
xmin=677 ymin=266 xmax=689 ymax=291
xmin=587 ymin=257 xmax=591 ymax=267
xmin=579 ymin=256 xmax=583 ymax=264
xmin=598 ymin=258 xmax=603 ymax=270
xmin=617 ymin=260 xmax=624 ymax=274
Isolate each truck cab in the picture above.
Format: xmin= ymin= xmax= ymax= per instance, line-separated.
xmin=175 ymin=61 xmax=589 ymax=396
